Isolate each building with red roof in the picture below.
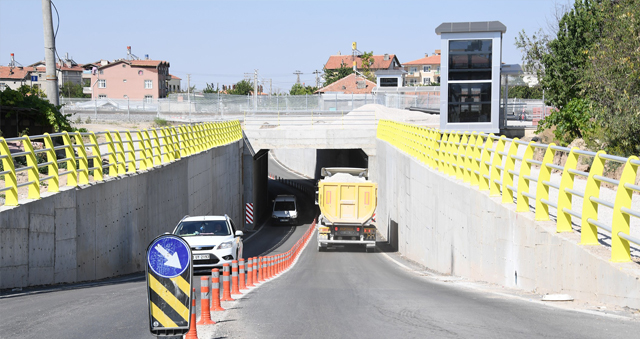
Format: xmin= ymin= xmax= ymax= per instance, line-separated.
xmin=89 ymin=57 xmax=171 ymax=100
xmin=403 ymin=50 xmax=442 ymax=86
xmin=324 ymin=53 xmax=402 ymax=72
xmin=0 ymin=66 xmax=31 ymax=91
xmin=315 ymin=73 xmax=377 ymax=94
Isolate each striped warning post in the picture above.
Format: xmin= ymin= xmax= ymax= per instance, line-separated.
xmin=246 ymin=203 xmax=254 ymax=224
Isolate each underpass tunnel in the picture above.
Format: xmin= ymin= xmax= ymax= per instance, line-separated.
xmin=244 ymin=142 xmax=371 ymax=230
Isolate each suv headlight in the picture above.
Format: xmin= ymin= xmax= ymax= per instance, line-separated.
xmin=218 ymin=241 xmax=233 ymax=250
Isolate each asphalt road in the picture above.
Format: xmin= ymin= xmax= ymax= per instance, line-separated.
xmin=2 ymin=154 xmax=640 ymax=338
xmin=0 ymin=158 xmax=312 ymax=339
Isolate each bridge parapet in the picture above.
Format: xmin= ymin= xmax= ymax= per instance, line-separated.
xmin=378 ymin=120 xmax=640 ymax=262
xmin=377 ymin=120 xmax=640 ymax=308
xmin=0 ymin=121 xmax=242 ymax=207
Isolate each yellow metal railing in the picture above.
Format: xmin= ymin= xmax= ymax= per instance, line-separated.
xmin=377 ymin=120 xmax=640 ymax=263
xmin=0 ymin=121 xmax=242 ymax=207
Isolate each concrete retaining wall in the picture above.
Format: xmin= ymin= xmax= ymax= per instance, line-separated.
xmin=272 ymin=149 xmax=317 ymax=179
xmin=0 ymin=141 xmax=243 ymax=289
xmin=376 ymin=139 xmax=640 ymax=309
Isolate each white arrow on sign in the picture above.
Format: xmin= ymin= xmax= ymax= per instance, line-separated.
xmin=154 ymin=244 xmax=182 ymax=269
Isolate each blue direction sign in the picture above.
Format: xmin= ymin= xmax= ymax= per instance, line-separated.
xmin=146 ymin=234 xmax=193 ymax=336
xmin=148 ymin=235 xmax=191 ymax=278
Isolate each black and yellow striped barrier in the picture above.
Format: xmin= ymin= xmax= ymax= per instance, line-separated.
xmin=146 ymin=234 xmax=193 ymax=336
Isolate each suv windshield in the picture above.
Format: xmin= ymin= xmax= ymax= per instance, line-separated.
xmin=274 ymin=201 xmax=295 ymax=211
xmin=175 ymin=220 xmax=230 ymax=236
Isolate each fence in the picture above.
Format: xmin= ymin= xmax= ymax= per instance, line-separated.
xmin=377 ymin=120 xmax=640 ymax=263
xmin=60 ymin=91 xmax=441 ymax=120
xmin=0 ymin=121 xmax=242 ymax=206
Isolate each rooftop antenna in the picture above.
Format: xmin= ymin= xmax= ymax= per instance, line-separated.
xmin=126 ymin=46 xmax=139 ymax=60
xmin=8 ymin=53 xmax=23 ymax=68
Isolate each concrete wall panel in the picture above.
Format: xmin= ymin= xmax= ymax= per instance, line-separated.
xmin=0 ymin=140 xmax=243 ymax=290
xmin=376 ymin=139 xmax=640 ymax=309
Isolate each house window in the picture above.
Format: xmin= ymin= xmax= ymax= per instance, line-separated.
xmin=99 ymin=70 xmax=103 ymax=75
xmin=380 ymin=78 xmax=398 ymax=87
xmin=144 ymin=80 xmax=153 ymax=89
xmin=98 ymin=94 xmax=107 ymax=99
xmin=423 ymin=78 xmax=430 ymax=85
xmin=409 ymin=67 xmax=417 ymax=75
xmin=98 ymin=79 xmax=106 ymax=88
xmin=423 ymin=65 xmax=431 ymax=72
xmin=138 ymin=70 xmax=143 ymax=75
xmin=123 ymin=79 xmax=127 ymax=83
xmin=0 ymin=83 xmax=6 ymax=90
xmin=144 ymin=95 xmax=153 ymax=102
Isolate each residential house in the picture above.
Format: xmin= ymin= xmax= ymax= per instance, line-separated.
xmin=0 ymin=66 xmax=30 ymax=91
xmin=403 ymin=50 xmax=441 ymax=86
xmin=88 ymin=58 xmax=170 ymax=100
xmin=315 ymin=73 xmax=377 ymax=94
xmin=324 ymin=53 xmax=403 ymax=73
xmin=168 ymin=74 xmax=181 ymax=93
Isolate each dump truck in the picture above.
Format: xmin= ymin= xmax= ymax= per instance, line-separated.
xmin=316 ymin=167 xmax=377 ymax=252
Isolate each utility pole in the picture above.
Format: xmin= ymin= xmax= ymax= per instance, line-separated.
xmin=312 ymin=70 xmax=321 ymax=88
xmin=187 ymin=74 xmax=191 ymax=121
xmin=293 ymin=70 xmax=302 ymax=85
xmin=253 ymin=69 xmax=258 ymax=111
xmin=42 ymin=0 xmax=59 ymax=105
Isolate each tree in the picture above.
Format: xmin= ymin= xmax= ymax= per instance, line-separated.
xmin=516 ymin=0 xmax=604 ymax=146
xmin=227 ymin=80 xmax=253 ymax=95
xmin=289 ymin=83 xmax=317 ymax=95
xmin=60 ymin=81 xmax=90 ymax=98
xmin=581 ymin=0 xmax=640 ymax=156
xmin=360 ymin=51 xmax=376 ymax=83
xmin=322 ymin=61 xmax=354 ymax=87
xmin=0 ymin=85 xmax=73 ymax=136
xmin=202 ymin=82 xmax=219 ymax=94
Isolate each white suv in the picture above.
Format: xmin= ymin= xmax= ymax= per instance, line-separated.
xmin=172 ymin=215 xmax=243 ymax=270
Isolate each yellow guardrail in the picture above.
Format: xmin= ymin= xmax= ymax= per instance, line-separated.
xmin=0 ymin=121 xmax=242 ymax=207
xmin=377 ymin=120 xmax=640 ymax=263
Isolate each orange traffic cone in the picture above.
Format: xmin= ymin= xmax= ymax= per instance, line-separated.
xmin=185 ymin=288 xmax=199 ymax=339
xmin=210 ymin=269 xmax=225 ymax=312
xmin=197 ymin=276 xmax=215 ymax=325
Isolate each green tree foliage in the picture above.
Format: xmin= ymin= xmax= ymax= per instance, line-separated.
xmin=360 ymin=51 xmax=376 ymax=83
xmin=516 ymin=0 xmax=605 ymax=110
xmin=580 ymin=0 xmax=640 ymax=156
xmin=227 ymin=80 xmax=253 ymax=95
xmin=289 ymin=83 xmax=318 ymax=95
xmin=202 ymin=83 xmax=219 ymax=94
xmin=322 ymin=61 xmax=354 ymax=87
xmin=536 ymin=98 xmax=593 ymax=145
xmin=0 ymin=85 xmax=73 ymax=134
xmin=507 ymin=85 xmax=543 ymax=99
xmin=516 ymin=0 xmax=640 ymax=154
xmin=60 ymin=81 xmax=90 ymax=98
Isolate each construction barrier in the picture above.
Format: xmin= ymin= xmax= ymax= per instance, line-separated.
xmin=185 ymin=219 xmax=317 ymax=329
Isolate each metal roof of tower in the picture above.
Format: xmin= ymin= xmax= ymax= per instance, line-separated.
xmin=435 ymin=21 xmax=506 ymax=35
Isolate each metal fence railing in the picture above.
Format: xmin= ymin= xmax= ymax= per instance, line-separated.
xmin=0 ymin=121 xmax=242 ymax=206
xmin=60 ymin=91 xmax=442 ymax=120
xmin=377 ymin=120 xmax=640 ymax=263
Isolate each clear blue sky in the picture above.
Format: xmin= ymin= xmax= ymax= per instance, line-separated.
xmin=0 ymin=0 xmax=565 ymax=92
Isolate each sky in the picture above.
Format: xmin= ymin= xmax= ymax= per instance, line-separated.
xmin=0 ymin=0 xmax=567 ymax=93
